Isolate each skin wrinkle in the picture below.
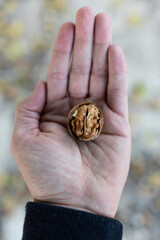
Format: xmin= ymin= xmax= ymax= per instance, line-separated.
xmin=17 ymin=104 xmax=41 ymax=115
xmin=109 ymin=71 xmax=128 ymax=78
xmin=51 ymin=49 xmax=71 ymax=55
xmin=40 ymin=120 xmax=66 ymax=132
xmin=79 ymin=141 xmax=97 ymax=184
xmin=48 ymin=51 xmax=71 ymax=67
xmin=88 ymin=143 xmax=113 ymax=181
xmin=74 ymin=38 xmax=93 ymax=43
xmin=71 ymin=140 xmax=86 ymax=193
xmin=107 ymin=101 xmax=129 ymax=119
xmin=47 ymin=71 xmax=68 ymax=82
xmin=99 ymin=139 xmax=120 ymax=162
xmin=83 ymin=142 xmax=104 ymax=178
xmin=70 ymin=65 xmax=91 ymax=75
xmin=91 ymin=69 xmax=107 ymax=79
xmin=109 ymin=87 xmax=128 ymax=97
xmin=17 ymin=113 xmax=39 ymax=121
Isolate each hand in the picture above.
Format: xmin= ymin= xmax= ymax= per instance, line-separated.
xmin=11 ymin=7 xmax=131 ymax=218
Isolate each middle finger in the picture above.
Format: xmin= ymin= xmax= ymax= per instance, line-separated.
xmin=68 ymin=7 xmax=95 ymax=98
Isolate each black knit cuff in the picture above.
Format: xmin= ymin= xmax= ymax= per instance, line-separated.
xmin=22 ymin=202 xmax=123 ymax=240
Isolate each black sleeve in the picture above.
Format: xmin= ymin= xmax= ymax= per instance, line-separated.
xmin=22 ymin=202 xmax=123 ymax=240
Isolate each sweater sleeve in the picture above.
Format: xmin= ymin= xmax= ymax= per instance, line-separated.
xmin=22 ymin=202 xmax=123 ymax=240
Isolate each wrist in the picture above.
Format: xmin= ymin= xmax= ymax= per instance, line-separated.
xmin=33 ymin=198 xmax=117 ymax=218
xmin=33 ymin=199 xmax=96 ymax=214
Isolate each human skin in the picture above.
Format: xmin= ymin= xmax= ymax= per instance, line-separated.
xmin=11 ymin=7 xmax=131 ymax=218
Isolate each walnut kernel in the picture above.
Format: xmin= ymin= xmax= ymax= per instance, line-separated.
xmin=67 ymin=101 xmax=104 ymax=142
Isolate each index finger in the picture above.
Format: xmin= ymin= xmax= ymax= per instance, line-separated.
xmin=47 ymin=22 xmax=75 ymax=102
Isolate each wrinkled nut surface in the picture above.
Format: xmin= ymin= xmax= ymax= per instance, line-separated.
xmin=67 ymin=101 xmax=104 ymax=142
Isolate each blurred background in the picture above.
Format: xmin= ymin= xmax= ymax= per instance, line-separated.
xmin=0 ymin=0 xmax=160 ymax=239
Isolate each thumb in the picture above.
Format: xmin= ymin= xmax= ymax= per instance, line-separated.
xmin=13 ymin=80 xmax=46 ymax=136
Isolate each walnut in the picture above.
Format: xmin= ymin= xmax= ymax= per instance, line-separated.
xmin=67 ymin=101 xmax=104 ymax=142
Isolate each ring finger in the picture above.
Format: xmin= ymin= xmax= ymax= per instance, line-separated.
xmin=89 ymin=13 xmax=112 ymax=98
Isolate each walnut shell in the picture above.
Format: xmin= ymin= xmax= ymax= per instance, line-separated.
xmin=67 ymin=101 xmax=104 ymax=142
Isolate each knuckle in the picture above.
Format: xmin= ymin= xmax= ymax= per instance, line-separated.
xmin=16 ymin=102 xmax=24 ymax=113
xmin=91 ymin=68 xmax=107 ymax=78
xmin=11 ymin=129 xmax=30 ymax=153
xmin=110 ymin=71 xmax=128 ymax=78
xmin=69 ymin=88 xmax=87 ymax=98
xmin=47 ymin=71 xmax=67 ymax=82
xmin=16 ymin=100 xmax=29 ymax=116
xmin=71 ymin=64 xmax=90 ymax=76
xmin=11 ymin=132 xmax=21 ymax=152
xmin=111 ymin=88 xmax=127 ymax=97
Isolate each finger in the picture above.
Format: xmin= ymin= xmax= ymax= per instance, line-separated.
xmin=47 ymin=22 xmax=74 ymax=102
xmin=89 ymin=13 xmax=112 ymax=98
xmin=107 ymin=45 xmax=128 ymax=117
xmin=13 ymin=81 xmax=46 ymax=137
xmin=68 ymin=7 xmax=94 ymax=98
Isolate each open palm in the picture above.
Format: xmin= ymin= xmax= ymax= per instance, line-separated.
xmin=11 ymin=7 xmax=131 ymax=218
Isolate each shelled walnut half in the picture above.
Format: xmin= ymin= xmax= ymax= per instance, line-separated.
xmin=67 ymin=101 xmax=104 ymax=142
